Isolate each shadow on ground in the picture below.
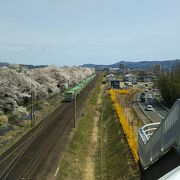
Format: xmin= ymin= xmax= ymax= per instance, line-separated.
xmin=140 ymin=148 xmax=180 ymax=180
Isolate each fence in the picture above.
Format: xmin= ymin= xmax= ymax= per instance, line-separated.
xmin=138 ymin=99 xmax=180 ymax=169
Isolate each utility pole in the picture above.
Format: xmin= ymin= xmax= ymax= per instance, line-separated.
xmin=31 ymin=86 xmax=33 ymax=128
xmin=33 ymin=88 xmax=35 ymax=126
xmin=67 ymin=80 xmax=69 ymax=90
xmin=31 ymin=85 xmax=35 ymax=127
xmin=74 ymin=93 xmax=77 ymax=128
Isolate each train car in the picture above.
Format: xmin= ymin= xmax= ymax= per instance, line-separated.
xmin=64 ymin=90 xmax=75 ymax=102
xmin=63 ymin=74 xmax=96 ymax=102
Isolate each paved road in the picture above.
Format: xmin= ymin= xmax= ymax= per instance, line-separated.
xmin=137 ymin=90 xmax=180 ymax=180
xmin=136 ymin=89 xmax=169 ymax=124
xmin=133 ymin=93 xmax=150 ymax=124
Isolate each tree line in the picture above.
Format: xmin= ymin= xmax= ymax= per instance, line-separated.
xmin=157 ymin=62 xmax=180 ymax=105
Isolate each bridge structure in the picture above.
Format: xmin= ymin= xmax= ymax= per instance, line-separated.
xmin=138 ymin=99 xmax=180 ymax=170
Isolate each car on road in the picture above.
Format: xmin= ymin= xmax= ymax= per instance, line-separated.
xmin=139 ymin=92 xmax=145 ymax=98
xmin=124 ymin=82 xmax=132 ymax=86
xmin=141 ymin=92 xmax=145 ymax=96
xmin=153 ymin=88 xmax=158 ymax=91
xmin=145 ymin=105 xmax=154 ymax=111
xmin=132 ymin=81 xmax=138 ymax=85
xmin=140 ymin=97 xmax=146 ymax=103
xmin=147 ymin=94 xmax=152 ymax=99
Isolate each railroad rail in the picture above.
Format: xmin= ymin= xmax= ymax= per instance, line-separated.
xmin=0 ymin=74 xmax=98 ymax=179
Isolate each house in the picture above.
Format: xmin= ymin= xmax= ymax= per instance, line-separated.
xmin=110 ymin=80 xmax=120 ymax=89
xmin=106 ymin=74 xmax=116 ymax=81
xmin=143 ymin=77 xmax=152 ymax=82
xmin=108 ymin=68 xmax=121 ymax=74
xmin=123 ymin=74 xmax=137 ymax=82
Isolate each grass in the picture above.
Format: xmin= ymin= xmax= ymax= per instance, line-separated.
xmin=57 ymin=75 xmax=140 ymax=179
xmin=0 ymin=93 xmax=62 ymax=156
xmin=95 ymin=93 xmax=140 ymax=180
xmin=57 ymin=75 xmax=103 ymax=179
xmin=126 ymin=89 xmax=144 ymax=128
xmin=0 ymin=124 xmax=30 ymax=155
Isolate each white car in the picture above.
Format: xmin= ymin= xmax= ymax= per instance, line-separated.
xmin=147 ymin=94 xmax=152 ymax=99
xmin=145 ymin=105 xmax=153 ymax=111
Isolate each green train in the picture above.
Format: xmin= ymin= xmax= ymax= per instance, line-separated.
xmin=64 ymin=74 xmax=96 ymax=102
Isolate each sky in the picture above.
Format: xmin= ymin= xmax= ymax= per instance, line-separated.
xmin=0 ymin=0 xmax=180 ymax=66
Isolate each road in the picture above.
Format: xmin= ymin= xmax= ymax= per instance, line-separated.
xmin=134 ymin=86 xmax=180 ymax=179
xmin=134 ymin=88 xmax=169 ymax=124
xmin=139 ymin=93 xmax=180 ymax=180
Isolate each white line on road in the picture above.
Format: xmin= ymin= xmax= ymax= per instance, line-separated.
xmin=54 ymin=167 xmax=60 ymax=177
xmin=158 ymin=114 xmax=164 ymax=119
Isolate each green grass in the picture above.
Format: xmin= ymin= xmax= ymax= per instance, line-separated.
xmin=95 ymin=93 xmax=140 ymax=180
xmin=57 ymin=74 xmax=140 ymax=180
xmin=57 ymin=74 xmax=103 ymax=179
xmin=57 ymin=110 xmax=95 ymax=179
xmin=57 ymin=74 xmax=140 ymax=179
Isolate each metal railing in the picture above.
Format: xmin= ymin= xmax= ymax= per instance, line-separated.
xmin=138 ymin=99 xmax=180 ymax=170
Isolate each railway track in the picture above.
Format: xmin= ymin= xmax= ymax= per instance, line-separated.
xmin=0 ymin=103 xmax=70 ymax=179
xmin=0 ymin=75 xmax=98 ymax=180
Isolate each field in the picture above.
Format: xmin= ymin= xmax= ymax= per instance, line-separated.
xmin=57 ymin=74 xmax=140 ymax=179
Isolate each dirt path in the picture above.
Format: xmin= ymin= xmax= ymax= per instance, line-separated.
xmin=83 ymin=85 xmax=103 ymax=180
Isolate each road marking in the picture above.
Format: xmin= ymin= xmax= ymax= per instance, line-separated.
xmin=54 ymin=167 xmax=60 ymax=177
xmin=158 ymin=114 xmax=164 ymax=119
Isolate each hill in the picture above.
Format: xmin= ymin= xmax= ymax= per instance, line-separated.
xmin=83 ymin=60 xmax=180 ymax=69
xmin=0 ymin=62 xmax=9 ymax=67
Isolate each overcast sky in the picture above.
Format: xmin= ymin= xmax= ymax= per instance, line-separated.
xmin=0 ymin=0 xmax=179 ymax=66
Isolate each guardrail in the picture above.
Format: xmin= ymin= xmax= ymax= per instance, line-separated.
xmin=138 ymin=99 xmax=180 ymax=170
